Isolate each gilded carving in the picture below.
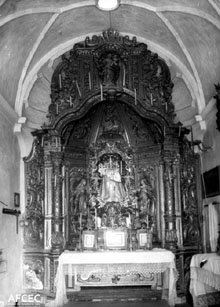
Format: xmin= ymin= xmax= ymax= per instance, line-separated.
xmin=180 ymin=141 xmax=200 ymax=246
xmin=23 ymin=139 xmax=44 ymax=248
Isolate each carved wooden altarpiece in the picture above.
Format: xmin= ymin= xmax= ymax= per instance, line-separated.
xmin=23 ymin=29 xmax=202 ymax=297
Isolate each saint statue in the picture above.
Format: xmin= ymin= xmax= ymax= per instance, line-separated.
xmin=138 ymin=177 xmax=155 ymax=218
xmin=72 ymin=178 xmax=88 ymax=215
xmin=98 ymin=156 xmax=126 ymax=203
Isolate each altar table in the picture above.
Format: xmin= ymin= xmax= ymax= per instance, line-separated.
xmin=49 ymin=249 xmax=177 ymax=307
xmin=190 ymin=253 xmax=220 ymax=307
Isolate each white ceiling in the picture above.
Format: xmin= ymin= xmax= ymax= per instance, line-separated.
xmin=0 ymin=0 xmax=220 ymax=138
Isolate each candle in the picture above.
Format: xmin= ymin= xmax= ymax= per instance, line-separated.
xmin=54 ymin=175 xmax=57 ymax=187
xmin=76 ymin=80 xmax=81 ymax=97
xmin=97 ymin=217 xmax=101 ymax=228
xmin=150 ymin=93 xmax=153 ymax=106
xmin=165 ymin=102 xmax=168 ymax=112
xmin=126 ymin=213 xmax=131 ymax=228
xmin=56 ymin=103 xmax=58 ymax=115
xmin=120 ymin=161 xmax=122 ymax=174
xmin=126 ymin=217 xmax=129 ymax=228
xmin=79 ymin=213 xmax=82 ymax=229
xmin=89 ymin=72 xmax=91 ymax=90
xmin=164 ymin=126 xmax=166 ymax=137
xmin=94 ymin=208 xmax=97 ymax=228
xmin=134 ymin=89 xmax=137 ymax=105
xmin=100 ymin=84 xmax=103 ymax=100
xmin=123 ymin=67 xmax=125 ymax=86
xmin=55 ymin=138 xmax=58 ymax=148
xmin=179 ymin=126 xmax=181 ymax=137
xmin=41 ymin=136 xmax=44 ymax=147
xmin=69 ymin=96 xmax=72 ymax=107
xmin=59 ymin=74 xmax=62 ymax=89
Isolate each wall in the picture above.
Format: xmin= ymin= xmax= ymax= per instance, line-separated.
xmin=0 ymin=105 xmax=22 ymax=305
xmin=201 ymin=98 xmax=220 ymax=172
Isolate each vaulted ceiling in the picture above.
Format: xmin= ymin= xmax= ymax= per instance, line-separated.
xmin=1 ymin=0 xmax=220 ymax=141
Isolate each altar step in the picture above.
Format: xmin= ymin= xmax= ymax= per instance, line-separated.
xmin=67 ymin=286 xmax=162 ymax=302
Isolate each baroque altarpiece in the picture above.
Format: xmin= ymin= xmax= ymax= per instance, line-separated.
xmin=22 ymin=30 xmax=202 ymax=296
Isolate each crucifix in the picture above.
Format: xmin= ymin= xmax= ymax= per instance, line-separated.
xmin=2 ymin=208 xmax=21 ymax=234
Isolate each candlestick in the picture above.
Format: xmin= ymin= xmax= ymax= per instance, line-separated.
xmin=59 ymin=74 xmax=62 ymax=89
xmin=69 ymin=96 xmax=72 ymax=107
xmin=100 ymin=84 xmax=103 ymax=100
xmin=56 ymin=103 xmax=58 ymax=115
xmin=165 ymin=102 xmax=168 ymax=112
xmin=54 ymin=175 xmax=57 ymax=187
xmin=89 ymin=72 xmax=91 ymax=90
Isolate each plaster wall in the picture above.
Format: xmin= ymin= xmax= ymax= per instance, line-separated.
xmin=201 ymin=99 xmax=220 ymax=173
xmin=0 ymin=110 xmax=22 ymax=304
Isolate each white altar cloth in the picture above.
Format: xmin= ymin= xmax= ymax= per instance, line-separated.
xmin=48 ymin=249 xmax=177 ymax=307
xmin=190 ymin=253 xmax=220 ymax=307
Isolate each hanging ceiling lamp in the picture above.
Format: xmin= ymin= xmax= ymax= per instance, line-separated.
xmin=96 ymin=0 xmax=120 ymax=11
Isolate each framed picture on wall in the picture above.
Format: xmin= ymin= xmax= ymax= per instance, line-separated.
xmin=14 ymin=193 xmax=20 ymax=207
xmin=202 ymin=166 xmax=220 ymax=198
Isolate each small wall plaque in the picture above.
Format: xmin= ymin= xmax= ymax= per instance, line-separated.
xmin=14 ymin=193 xmax=20 ymax=207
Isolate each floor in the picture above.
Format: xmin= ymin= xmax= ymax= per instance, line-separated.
xmin=62 ymin=300 xmax=190 ymax=307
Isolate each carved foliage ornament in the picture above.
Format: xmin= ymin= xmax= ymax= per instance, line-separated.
xmin=23 ymin=139 xmax=44 ymax=248
xmin=180 ymin=141 xmax=200 ymax=245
